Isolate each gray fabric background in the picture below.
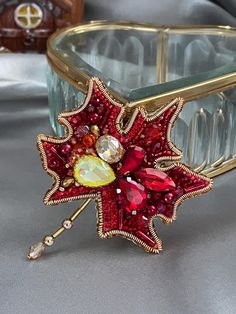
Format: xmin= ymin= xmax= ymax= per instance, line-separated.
xmin=1 ymin=1 xmax=236 ymax=313
xmin=85 ymin=0 xmax=236 ymax=26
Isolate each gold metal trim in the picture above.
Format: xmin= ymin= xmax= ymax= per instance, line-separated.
xmin=202 ymin=156 xmax=236 ymax=178
xmin=156 ymin=31 xmax=168 ymax=83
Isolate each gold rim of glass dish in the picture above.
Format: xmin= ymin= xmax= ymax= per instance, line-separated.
xmin=47 ymin=20 xmax=236 ymax=178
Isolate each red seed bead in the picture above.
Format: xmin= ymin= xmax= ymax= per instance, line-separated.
xmin=89 ymin=113 xmax=100 ymax=123
xmin=61 ymin=144 xmax=72 ymax=155
xmin=164 ymin=193 xmax=174 ymax=204
xmin=87 ymin=105 xmax=95 ymax=112
xmin=67 ymin=169 xmax=73 ymax=176
xmin=70 ymin=137 xmax=77 ymax=145
xmin=68 ymin=155 xmax=77 ymax=167
xmin=148 ymin=205 xmax=157 ymax=216
xmin=73 ymin=143 xmax=85 ymax=154
xmin=157 ymin=202 xmax=166 ymax=213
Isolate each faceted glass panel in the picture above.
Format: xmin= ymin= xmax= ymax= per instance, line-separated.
xmin=172 ymin=92 xmax=236 ymax=172
xmin=50 ymin=25 xmax=236 ymax=100
xmin=47 ymin=23 xmax=236 ymax=174
xmin=47 ymin=65 xmax=85 ymax=136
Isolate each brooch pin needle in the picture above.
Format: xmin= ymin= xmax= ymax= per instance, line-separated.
xmin=27 ymin=199 xmax=92 ymax=260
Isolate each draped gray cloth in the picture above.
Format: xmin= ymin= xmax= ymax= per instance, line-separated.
xmin=1 ymin=1 xmax=236 ymax=313
xmin=85 ymin=0 xmax=236 ymax=26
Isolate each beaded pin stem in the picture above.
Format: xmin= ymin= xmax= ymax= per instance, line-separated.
xmin=27 ymin=199 xmax=91 ymax=260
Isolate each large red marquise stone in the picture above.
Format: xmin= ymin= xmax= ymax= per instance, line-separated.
xmin=134 ymin=168 xmax=176 ymax=192
xmin=118 ymin=146 xmax=145 ymax=175
xmin=118 ymin=177 xmax=147 ymax=213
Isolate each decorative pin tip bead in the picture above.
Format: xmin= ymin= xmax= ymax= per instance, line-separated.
xmin=27 ymin=242 xmax=45 ymax=260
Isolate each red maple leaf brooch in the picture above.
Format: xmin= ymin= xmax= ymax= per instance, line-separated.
xmin=28 ymin=78 xmax=212 ymax=259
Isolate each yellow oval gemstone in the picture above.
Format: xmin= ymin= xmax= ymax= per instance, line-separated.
xmin=73 ymin=155 xmax=116 ymax=187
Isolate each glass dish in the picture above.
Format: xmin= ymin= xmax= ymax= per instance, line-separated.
xmin=47 ymin=21 xmax=236 ymax=178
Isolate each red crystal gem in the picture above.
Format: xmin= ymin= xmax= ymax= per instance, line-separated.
xmin=118 ymin=146 xmax=145 ymax=175
xmin=118 ymin=178 xmax=147 ymax=213
xmin=174 ymin=186 xmax=184 ymax=197
xmin=134 ymin=168 xmax=176 ymax=192
xmin=82 ymin=133 xmax=96 ymax=148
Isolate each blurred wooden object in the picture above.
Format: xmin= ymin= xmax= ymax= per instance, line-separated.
xmin=0 ymin=0 xmax=84 ymax=52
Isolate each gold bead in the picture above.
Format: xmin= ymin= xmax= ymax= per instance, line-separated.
xmin=63 ymin=219 xmax=72 ymax=230
xmin=117 ymin=162 xmax=122 ymax=171
xmin=77 ymin=81 xmax=84 ymax=88
xmin=62 ymin=177 xmax=75 ymax=188
xmin=44 ymin=235 xmax=54 ymax=247
xmin=90 ymin=125 xmax=100 ymax=138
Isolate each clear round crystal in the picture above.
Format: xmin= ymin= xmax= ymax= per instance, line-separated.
xmin=27 ymin=242 xmax=45 ymax=260
xmin=95 ymin=135 xmax=124 ymax=164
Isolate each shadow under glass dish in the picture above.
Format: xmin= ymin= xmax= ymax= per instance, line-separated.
xmin=47 ymin=21 xmax=236 ymax=177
